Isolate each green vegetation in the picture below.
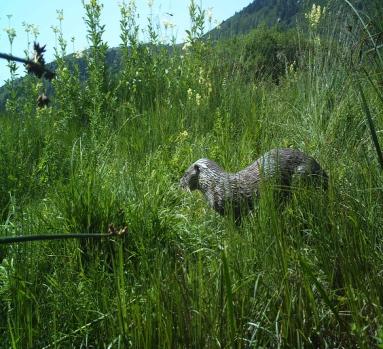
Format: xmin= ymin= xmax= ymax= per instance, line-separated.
xmin=1 ymin=0 xmax=383 ymax=347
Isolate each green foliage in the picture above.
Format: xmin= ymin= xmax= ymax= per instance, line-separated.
xmin=83 ymin=0 xmax=109 ymax=138
xmin=0 ymin=109 xmax=52 ymax=221
xmin=240 ymin=26 xmax=303 ymax=81
xmin=1 ymin=0 xmax=383 ymax=348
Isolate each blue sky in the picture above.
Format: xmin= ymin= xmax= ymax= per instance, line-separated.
xmin=0 ymin=0 xmax=251 ymax=83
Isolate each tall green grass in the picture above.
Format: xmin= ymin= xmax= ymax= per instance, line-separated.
xmin=0 ymin=0 xmax=383 ymax=347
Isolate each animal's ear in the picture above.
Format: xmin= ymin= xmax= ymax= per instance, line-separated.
xmin=194 ymin=164 xmax=200 ymax=173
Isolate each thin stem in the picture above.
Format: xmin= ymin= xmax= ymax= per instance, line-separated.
xmin=0 ymin=231 xmax=127 ymax=244
xmin=343 ymin=0 xmax=383 ymax=66
xmin=356 ymin=79 xmax=383 ymax=171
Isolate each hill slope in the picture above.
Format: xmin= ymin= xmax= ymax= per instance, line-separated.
xmin=207 ymin=0 xmax=326 ymax=39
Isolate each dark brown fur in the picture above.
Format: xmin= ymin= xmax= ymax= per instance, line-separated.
xmin=180 ymin=148 xmax=328 ymax=220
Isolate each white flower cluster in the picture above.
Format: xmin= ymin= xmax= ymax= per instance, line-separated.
xmin=162 ymin=19 xmax=175 ymax=30
xmin=305 ymin=4 xmax=325 ymax=29
xmin=206 ymin=7 xmax=213 ymax=23
xmin=4 ymin=27 xmax=16 ymax=42
xmin=186 ymin=67 xmax=212 ymax=106
xmin=182 ymin=39 xmax=192 ymax=51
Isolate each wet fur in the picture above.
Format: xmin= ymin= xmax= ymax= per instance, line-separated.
xmin=180 ymin=148 xmax=328 ymax=220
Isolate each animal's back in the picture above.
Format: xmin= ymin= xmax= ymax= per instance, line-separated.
xmin=243 ymin=148 xmax=327 ymax=187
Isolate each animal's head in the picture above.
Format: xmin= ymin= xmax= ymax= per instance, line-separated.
xmin=180 ymin=161 xmax=201 ymax=191
xmin=180 ymin=158 xmax=222 ymax=192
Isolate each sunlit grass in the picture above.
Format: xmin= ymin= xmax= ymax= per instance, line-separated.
xmin=0 ymin=0 xmax=383 ymax=348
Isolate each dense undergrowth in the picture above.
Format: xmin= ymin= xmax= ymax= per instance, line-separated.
xmin=0 ymin=0 xmax=383 ymax=347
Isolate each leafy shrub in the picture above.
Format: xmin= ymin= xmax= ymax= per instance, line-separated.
xmin=240 ymin=26 xmax=304 ymax=81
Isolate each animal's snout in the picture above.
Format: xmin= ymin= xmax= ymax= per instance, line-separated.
xmin=179 ymin=179 xmax=189 ymax=191
xmin=179 ymin=176 xmax=187 ymax=189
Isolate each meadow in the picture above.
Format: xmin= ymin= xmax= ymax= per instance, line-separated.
xmin=0 ymin=0 xmax=383 ymax=347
